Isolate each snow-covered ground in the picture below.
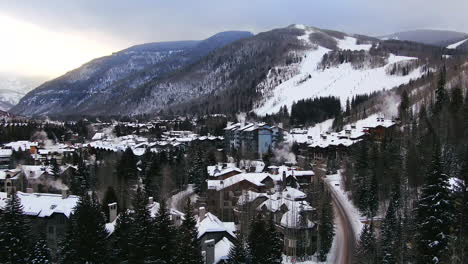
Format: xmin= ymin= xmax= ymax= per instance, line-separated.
xmin=447 ymin=38 xmax=468 ymax=49
xmin=254 ymin=30 xmax=423 ymax=116
xmin=325 ymin=171 xmax=364 ymax=238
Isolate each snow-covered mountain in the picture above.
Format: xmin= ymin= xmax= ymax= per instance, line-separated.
xmin=380 ymin=29 xmax=468 ymax=46
xmin=11 ymin=31 xmax=253 ymax=116
xmin=11 ymin=25 xmax=455 ymax=117
xmin=254 ymin=25 xmax=426 ymax=115
xmin=0 ymin=73 xmax=49 ymax=111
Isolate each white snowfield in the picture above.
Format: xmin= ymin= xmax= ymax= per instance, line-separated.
xmin=447 ymin=38 xmax=468 ymax=49
xmin=254 ymin=28 xmax=424 ymax=116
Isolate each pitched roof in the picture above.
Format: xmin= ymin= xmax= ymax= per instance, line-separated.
xmin=196 ymin=212 xmax=236 ymax=239
xmin=0 ymin=191 xmax=79 ymax=218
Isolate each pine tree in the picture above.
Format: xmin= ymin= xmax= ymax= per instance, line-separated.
xmin=59 ymin=193 xmax=109 ymax=264
xmin=354 ymin=222 xmax=377 ymax=264
xmin=116 ymin=147 xmax=138 ymax=209
xmin=318 ymin=191 xmax=335 ymax=262
xmin=346 ymin=97 xmax=351 ymax=116
xmin=354 ymin=141 xmax=370 ymax=216
xmin=0 ymin=192 xmax=31 ymax=263
xmin=452 ymin=147 xmax=468 ymax=263
xmin=247 ymin=214 xmax=278 ymax=264
xmin=187 ymin=147 xmax=208 ymax=193
xmin=151 ymin=199 xmax=177 ymax=264
xmin=30 ymin=237 xmax=52 ymax=264
xmin=226 ymin=236 xmax=247 ymax=264
xmin=110 ymin=210 xmax=132 ymax=263
xmin=434 ymin=66 xmax=448 ymax=115
xmin=399 ymin=90 xmax=410 ymax=122
xmin=175 ymin=199 xmax=203 ymax=264
xmin=128 ymin=186 xmax=153 ymax=263
xmin=415 ymin=143 xmax=454 ymax=264
xmin=146 ymin=155 xmax=163 ymax=200
xmin=380 ymin=186 xmax=401 ymax=264
xmin=266 ymin=218 xmax=283 ymax=264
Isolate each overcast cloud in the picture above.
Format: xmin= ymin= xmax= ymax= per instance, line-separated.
xmin=1 ymin=0 xmax=468 ymax=77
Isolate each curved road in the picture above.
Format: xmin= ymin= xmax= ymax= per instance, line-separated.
xmin=326 ymin=180 xmax=356 ymax=264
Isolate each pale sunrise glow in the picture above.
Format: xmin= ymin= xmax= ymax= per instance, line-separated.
xmin=0 ymin=15 xmax=118 ymax=77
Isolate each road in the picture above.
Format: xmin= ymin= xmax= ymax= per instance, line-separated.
xmin=168 ymin=184 xmax=196 ymax=212
xmin=326 ymin=180 xmax=356 ymax=264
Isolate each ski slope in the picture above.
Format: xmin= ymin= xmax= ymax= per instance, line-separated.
xmin=447 ymin=38 xmax=468 ymax=49
xmin=254 ymin=29 xmax=424 ymax=116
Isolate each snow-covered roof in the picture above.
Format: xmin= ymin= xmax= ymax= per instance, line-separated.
xmin=0 ymin=191 xmax=79 ymax=218
xmin=4 ymin=141 xmax=38 ymax=151
xmin=280 ymin=210 xmax=315 ymax=229
xmin=196 ymin=212 xmax=236 ymax=239
xmin=207 ymin=173 xmax=280 ymax=191
xmin=208 ymin=167 xmax=242 ymax=178
xmin=282 ymin=187 xmax=307 ymax=200
xmin=214 ymin=237 xmax=234 ymax=264
xmin=92 ymin=133 xmax=105 ymax=140
xmin=21 ymin=165 xmax=51 ymax=179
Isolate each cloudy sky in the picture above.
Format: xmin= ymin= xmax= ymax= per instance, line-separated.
xmin=1 ymin=0 xmax=467 ymax=77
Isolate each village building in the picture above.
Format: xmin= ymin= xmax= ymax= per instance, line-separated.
xmin=224 ymin=123 xmax=282 ymax=157
xmin=235 ymin=187 xmax=317 ymax=256
xmin=0 ymin=190 xmax=79 ymax=254
xmin=308 ymin=116 xmax=397 ymax=160
xmin=196 ymin=207 xmax=236 ymax=264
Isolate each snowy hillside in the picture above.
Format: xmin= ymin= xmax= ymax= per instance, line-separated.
xmin=0 ymin=73 xmax=49 ymax=111
xmin=254 ymin=26 xmax=424 ymax=116
xmin=11 ymin=31 xmax=253 ymax=116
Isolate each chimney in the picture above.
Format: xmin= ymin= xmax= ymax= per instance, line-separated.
xmin=204 ymin=239 xmax=215 ymax=264
xmin=26 ymin=188 xmax=33 ymax=193
xmin=199 ymin=207 xmax=206 ymax=221
xmin=108 ymin=202 xmax=118 ymax=222
xmin=148 ymin=196 xmax=154 ymax=205
xmin=62 ymin=189 xmax=69 ymax=199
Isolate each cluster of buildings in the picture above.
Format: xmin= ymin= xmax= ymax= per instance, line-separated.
xmin=304 ymin=115 xmax=397 ymax=160
xmin=88 ymin=130 xmax=223 ymax=156
xmin=203 ymin=163 xmax=316 ymax=257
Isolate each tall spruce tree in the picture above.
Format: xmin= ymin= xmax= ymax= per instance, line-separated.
xmin=116 ymin=147 xmax=138 ymax=209
xmin=110 ymin=210 xmax=132 ymax=263
xmin=175 ymin=199 xmax=203 ymax=264
xmin=415 ymin=143 xmax=454 ymax=264
xmin=247 ymin=215 xmax=269 ymax=264
xmin=354 ymin=222 xmax=377 ymax=264
xmin=380 ymin=186 xmax=402 ymax=264
xmin=452 ymin=147 xmax=468 ymax=263
xmin=151 ymin=199 xmax=177 ymax=264
xmin=266 ymin=217 xmax=283 ymax=264
xmin=0 ymin=192 xmax=31 ymax=263
xmin=59 ymin=193 xmax=109 ymax=264
xmin=128 ymin=186 xmax=153 ymax=263
xmin=226 ymin=236 xmax=247 ymax=264
xmin=434 ymin=66 xmax=448 ymax=115
xmin=30 ymin=237 xmax=52 ymax=264
xmin=318 ymin=191 xmax=335 ymax=262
